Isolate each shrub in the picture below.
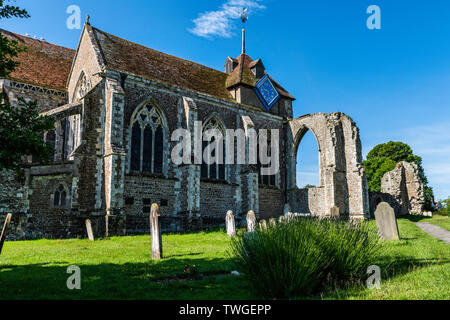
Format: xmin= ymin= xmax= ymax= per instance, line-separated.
xmin=229 ymin=217 xmax=382 ymax=299
xmin=436 ymin=198 xmax=449 ymax=216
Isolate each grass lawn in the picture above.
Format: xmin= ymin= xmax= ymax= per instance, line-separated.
xmin=427 ymin=215 xmax=450 ymax=231
xmin=0 ymin=218 xmax=449 ymax=300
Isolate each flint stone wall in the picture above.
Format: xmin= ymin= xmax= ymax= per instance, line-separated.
xmin=370 ymin=161 xmax=425 ymax=216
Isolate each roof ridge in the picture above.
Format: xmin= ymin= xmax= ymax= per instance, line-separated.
xmin=0 ymin=28 xmax=75 ymax=52
xmin=91 ymin=26 xmax=227 ymax=76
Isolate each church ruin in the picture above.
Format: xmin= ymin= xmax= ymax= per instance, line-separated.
xmin=0 ymin=21 xmax=370 ymax=239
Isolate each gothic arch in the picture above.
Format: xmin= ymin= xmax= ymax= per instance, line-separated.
xmin=287 ymin=113 xmax=369 ymax=220
xmin=51 ymin=183 xmax=70 ymax=209
xmin=72 ymin=71 xmax=91 ymax=102
xmin=201 ymin=114 xmax=227 ymax=181
xmin=291 ymin=124 xmax=324 ymax=187
xmin=127 ymin=99 xmax=169 ymax=176
xmin=257 ymin=125 xmax=279 ymax=188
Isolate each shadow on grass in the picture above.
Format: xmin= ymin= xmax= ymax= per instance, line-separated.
xmin=406 ymin=215 xmax=433 ymax=223
xmin=0 ymin=256 xmax=251 ymax=300
xmin=377 ymin=257 xmax=450 ymax=279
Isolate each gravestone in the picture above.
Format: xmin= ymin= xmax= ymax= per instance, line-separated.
xmin=269 ymin=218 xmax=276 ymax=227
xmin=259 ymin=219 xmax=267 ymax=230
xmin=278 ymin=215 xmax=286 ymax=223
xmin=374 ymin=202 xmax=400 ymax=240
xmin=150 ymin=204 xmax=163 ymax=259
xmin=283 ymin=203 xmax=291 ymax=215
xmin=285 ymin=213 xmax=296 ymax=222
xmin=85 ymin=219 xmax=94 ymax=241
xmin=246 ymin=210 xmax=256 ymax=233
xmin=329 ymin=206 xmax=340 ymax=218
xmin=0 ymin=214 xmax=12 ymax=255
xmin=226 ymin=210 xmax=236 ymax=237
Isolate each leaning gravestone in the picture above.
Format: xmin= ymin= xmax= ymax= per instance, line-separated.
xmin=246 ymin=210 xmax=256 ymax=233
xmin=329 ymin=206 xmax=340 ymax=218
xmin=0 ymin=214 xmax=12 ymax=255
xmin=150 ymin=204 xmax=163 ymax=259
xmin=226 ymin=210 xmax=236 ymax=237
xmin=85 ymin=219 xmax=95 ymax=241
xmin=374 ymin=202 xmax=400 ymax=240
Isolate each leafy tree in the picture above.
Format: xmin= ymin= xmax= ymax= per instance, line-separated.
xmin=363 ymin=141 xmax=434 ymax=208
xmin=0 ymin=0 xmax=54 ymax=171
xmin=0 ymin=0 xmax=29 ymax=19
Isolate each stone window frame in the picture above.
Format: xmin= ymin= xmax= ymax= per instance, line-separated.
xmin=72 ymin=70 xmax=91 ymax=102
xmin=292 ymin=125 xmax=324 ymax=189
xmin=257 ymin=125 xmax=279 ymax=189
xmin=201 ymin=114 xmax=228 ymax=182
xmin=50 ymin=183 xmax=70 ymax=209
xmin=127 ymin=100 xmax=169 ymax=177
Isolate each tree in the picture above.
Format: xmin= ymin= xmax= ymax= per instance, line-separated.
xmin=363 ymin=141 xmax=434 ymax=208
xmin=0 ymin=0 xmax=54 ymax=170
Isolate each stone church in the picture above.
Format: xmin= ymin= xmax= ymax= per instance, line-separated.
xmin=0 ymin=20 xmax=370 ymax=239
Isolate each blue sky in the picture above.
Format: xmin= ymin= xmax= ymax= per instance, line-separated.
xmin=1 ymin=0 xmax=449 ymax=199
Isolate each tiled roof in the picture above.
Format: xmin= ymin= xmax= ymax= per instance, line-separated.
xmin=0 ymin=29 xmax=75 ymax=91
xmin=226 ymin=54 xmax=295 ymax=100
xmin=225 ymin=54 xmax=258 ymax=89
xmin=90 ymin=26 xmax=234 ymax=101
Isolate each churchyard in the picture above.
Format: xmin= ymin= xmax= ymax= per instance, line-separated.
xmin=0 ymin=213 xmax=449 ymax=300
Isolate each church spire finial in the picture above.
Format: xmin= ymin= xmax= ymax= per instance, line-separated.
xmin=86 ymin=14 xmax=90 ymax=25
xmin=240 ymin=8 xmax=248 ymax=55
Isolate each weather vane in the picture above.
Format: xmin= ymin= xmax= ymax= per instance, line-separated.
xmin=240 ymin=8 xmax=248 ymax=55
xmin=240 ymin=7 xmax=249 ymax=25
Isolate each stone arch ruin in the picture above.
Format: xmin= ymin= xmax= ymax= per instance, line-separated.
xmin=286 ymin=113 xmax=370 ymax=220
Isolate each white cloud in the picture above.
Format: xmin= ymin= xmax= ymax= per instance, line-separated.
xmin=189 ymin=0 xmax=266 ymax=39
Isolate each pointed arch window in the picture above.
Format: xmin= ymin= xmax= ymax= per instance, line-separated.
xmin=53 ymin=185 xmax=68 ymax=208
xmin=258 ymin=128 xmax=276 ymax=187
xmin=130 ymin=104 xmax=165 ymax=174
xmin=75 ymin=72 xmax=91 ymax=101
xmin=201 ymin=117 xmax=226 ymax=181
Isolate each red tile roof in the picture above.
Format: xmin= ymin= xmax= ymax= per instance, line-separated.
xmin=90 ymin=26 xmax=234 ymax=101
xmin=1 ymin=29 xmax=75 ymax=91
xmin=1 ymin=26 xmax=294 ymax=102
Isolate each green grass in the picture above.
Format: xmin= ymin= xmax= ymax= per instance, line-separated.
xmin=407 ymin=214 xmax=450 ymax=231
xmin=428 ymin=215 xmax=450 ymax=231
xmin=322 ymin=218 xmax=450 ymax=300
xmin=0 ymin=219 xmax=449 ymax=300
xmin=0 ymin=230 xmax=252 ymax=300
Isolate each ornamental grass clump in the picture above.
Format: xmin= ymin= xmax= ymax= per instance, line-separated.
xmin=229 ymin=217 xmax=382 ymax=299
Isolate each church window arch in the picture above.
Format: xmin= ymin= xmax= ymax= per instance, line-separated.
xmin=258 ymin=127 xmax=277 ymax=187
xmin=73 ymin=71 xmax=91 ymax=102
xmin=53 ymin=185 xmax=69 ymax=208
xmin=130 ymin=103 xmax=166 ymax=174
xmin=201 ymin=116 xmax=226 ymax=181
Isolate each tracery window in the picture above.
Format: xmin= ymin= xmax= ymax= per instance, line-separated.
xmin=258 ymin=129 xmax=276 ymax=187
xmin=130 ymin=104 xmax=165 ymax=174
xmin=53 ymin=185 xmax=67 ymax=208
xmin=75 ymin=72 xmax=91 ymax=101
xmin=201 ymin=117 xmax=226 ymax=181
